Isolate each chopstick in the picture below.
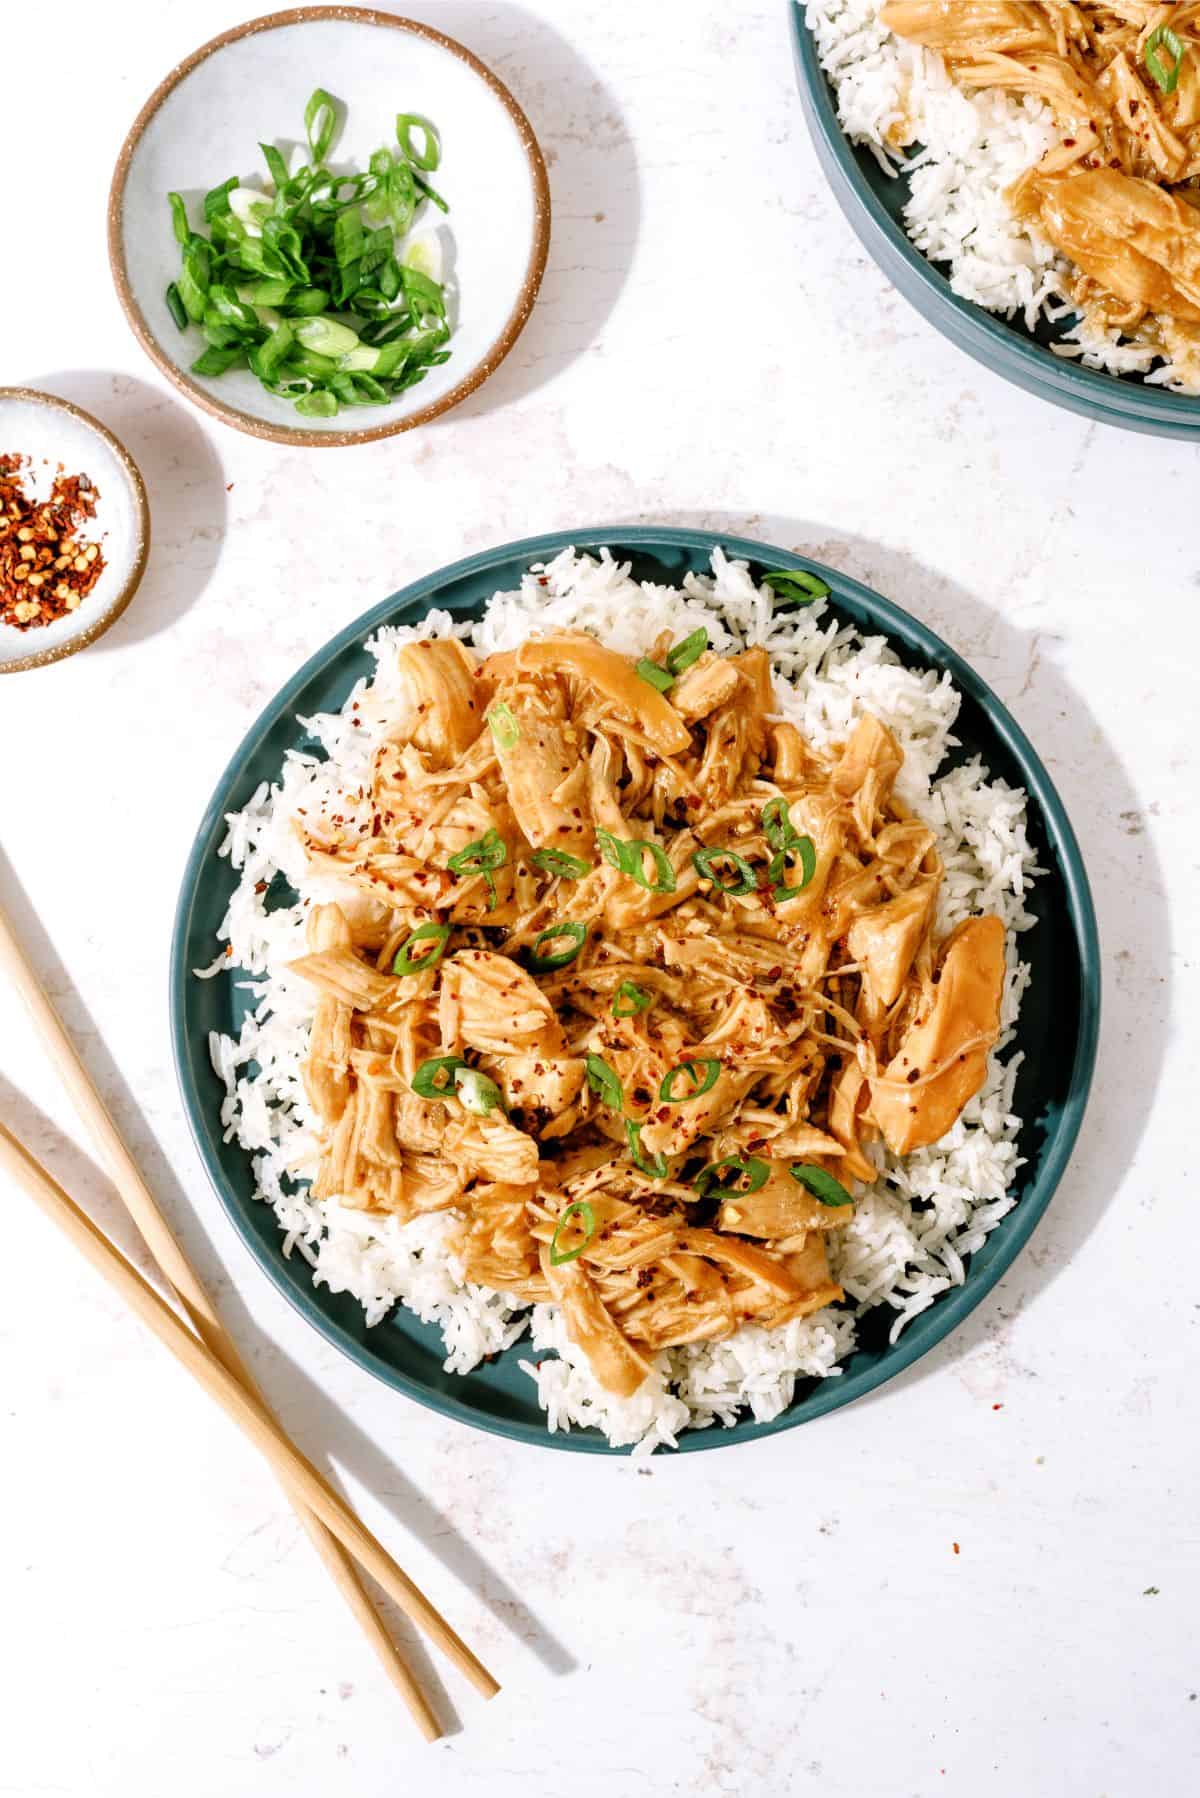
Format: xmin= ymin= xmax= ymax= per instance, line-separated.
xmin=0 ymin=1116 xmax=500 ymax=1722
xmin=0 ymin=902 xmax=499 ymax=1733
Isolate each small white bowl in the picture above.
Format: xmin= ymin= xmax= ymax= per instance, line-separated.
xmin=0 ymin=390 xmax=150 ymax=675
xmin=107 ymin=7 xmax=551 ymax=448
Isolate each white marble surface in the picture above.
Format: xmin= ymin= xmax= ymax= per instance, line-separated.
xmin=1 ymin=3 xmax=1196 ymax=1793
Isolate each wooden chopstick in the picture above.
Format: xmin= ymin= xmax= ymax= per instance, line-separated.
xmin=0 ymin=1117 xmax=499 ymax=1718
xmin=0 ymin=901 xmax=499 ymax=1730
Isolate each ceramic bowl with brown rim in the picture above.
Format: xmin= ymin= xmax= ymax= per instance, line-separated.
xmin=108 ymin=8 xmax=551 ymax=448
xmin=0 ymin=390 xmax=150 ymax=676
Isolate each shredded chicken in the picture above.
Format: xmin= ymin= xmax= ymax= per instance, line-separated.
xmin=291 ymin=629 xmax=1007 ymax=1396
xmin=881 ymin=1 xmax=1200 ymax=378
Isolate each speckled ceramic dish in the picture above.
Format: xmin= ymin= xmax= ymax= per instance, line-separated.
xmin=171 ymin=526 xmax=1100 ymax=1454
xmin=108 ymin=8 xmax=551 ymax=447
xmin=789 ymin=3 xmax=1200 ymax=441
xmin=0 ymin=389 xmax=150 ymax=675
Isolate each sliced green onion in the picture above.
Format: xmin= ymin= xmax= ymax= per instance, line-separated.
xmin=401 ymin=265 xmax=448 ymax=326
xmin=244 ymin=277 xmax=293 ymax=307
xmin=454 ymin=1066 xmax=505 ymax=1117
xmin=486 ymin=701 xmax=520 ymax=750
xmin=530 ymin=848 xmax=591 ymax=880
xmin=692 ymin=846 xmax=757 ymax=896
xmin=396 ymin=112 xmax=441 ymax=170
xmin=413 ymin=169 xmax=450 ymax=213
xmin=203 ymin=176 xmax=239 ymax=224
xmin=762 ymin=797 xmax=800 ymax=852
xmin=1146 ymin=24 xmax=1184 ymax=94
xmin=626 ymin=1120 xmax=670 ymax=1180
xmin=635 ymin=657 xmax=674 ymax=694
xmin=163 ymin=92 xmax=452 ymax=417
xmin=178 ymin=237 xmax=213 ymax=322
xmin=612 ymin=979 xmax=653 ymax=1018
xmin=596 ymin=829 xmax=677 ymax=894
xmin=167 ymin=191 xmax=190 ymax=246
xmin=411 ymin=1054 xmax=467 ymax=1099
xmin=549 ymin=1198 xmax=597 ymax=1267
xmin=698 ymin=1155 xmax=769 ymax=1202
xmin=282 ymin=286 xmax=332 ymax=317
xmin=334 ymin=206 xmax=364 ymax=271
xmin=659 ymin=1059 xmax=722 ymax=1104
xmin=762 ymin=568 xmax=831 ymax=608
xmin=447 ymin=828 xmax=507 ymax=909
xmin=204 ymin=283 xmax=261 ymax=332
xmin=295 ymin=316 xmax=360 ymax=357
xmin=392 ymin=921 xmax=451 ymax=976
xmin=528 ymin=921 xmax=588 ymax=973
xmin=260 ymin=142 xmax=290 ymax=189
xmin=770 ymin=836 xmax=817 ymax=899
xmin=665 ymin=628 xmax=708 ymax=675
xmin=248 ymin=320 xmax=295 ymax=384
xmin=165 ymin=283 xmax=188 ymax=331
xmin=191 ymin=345 xmax=247 ymax=377
xmin=304 ymin=86 xmax=339 ymax=163
xmin=585 ymin=1054 xmax=623 ymax=1111
xmin=790 ymin=1164 xmax=853 ymax=1207
xmin=294 ymin=389 xmax=339 ymax=418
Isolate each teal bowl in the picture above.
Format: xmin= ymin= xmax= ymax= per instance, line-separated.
xmin=171 ymin=527 xmax=1100 ymax=1453
xmin=789 ymin=3 xmax=1200 ymax=440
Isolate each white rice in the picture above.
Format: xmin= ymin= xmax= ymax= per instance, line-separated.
xmin=200 ymin=547 xmax=1038 ymax=1452
xmin=805 ymin=0 xmax=1193 ymax=391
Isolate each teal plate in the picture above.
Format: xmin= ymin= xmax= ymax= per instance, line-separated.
xmin=789 ymin=3 xmax=1200 ymax=441
xmin=171 ymin=527 xmax=1100 ymax=1454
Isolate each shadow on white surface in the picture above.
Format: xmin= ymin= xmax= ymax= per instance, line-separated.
xmin=630 ymin=506 xmax=1169 ymax=1394
xmin=212 ymin=1285 xmax=579 ymax=1682
xmin=24 ymin=368 xmax=226 ymax=648
xmin=0 ymin=844 xmax=574 ymax=1715
xmin=408 ymin=1 xmax=642 ymax=415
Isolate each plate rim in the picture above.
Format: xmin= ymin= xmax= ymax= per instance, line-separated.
xmin=107 ymin=5 xmax=552 ymax=449
xmin=170 ymin=523 xmax=1101 ymax=1453
xmin=788 ymin=1 xmax=1200 ymax=438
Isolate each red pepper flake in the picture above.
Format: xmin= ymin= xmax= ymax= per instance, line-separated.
xmin=992 ymin=1402 xmax=1003 ymax=1411
xmin=0 ymin=453 xmax=107 ymax=631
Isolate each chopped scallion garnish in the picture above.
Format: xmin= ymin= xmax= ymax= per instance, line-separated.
xmin=612 ymin=979 xmax=653 ymax=1018
xmin=790 ymin=1164 xmax=853 ymax=1207
xmin=447 ymin=827 xmax=507 ymax=908
xmin=454 ymin=1066 xmax=505 ymax=1117
xmin=585 ymin=1054 xmax=624 ymax=1111
xmin=659 ymin=1059 xmax=722 ymax=1104
xmin=1146 ymin=24 xmax=1184 ymax=94
xmin=549 ymin=1198 xmax=597 ymax=1267
xmin=165 ymin=283 xmax=188 ymax=331
xmin=161 ymin=86 xmax=454 ymax=419
xmin=626 ymin=1120 xmax=671 ymax=1180
xmin=487 ymin=701 xmax=520 ymax=751
xmin=530 ymin=848 xmax=591 ymax=880
xmin=769 ymin=836 xmax=816 ymax=900
xmin=528 ymin=921 xmax=588 ymax=972
xmin=597 ymin=829 xmax=677 ymax=894
xmin=665 ymin=627 xmax=708 ymax=675
xmin=762 ymin=568 xmax=832 ymax=608
xmin=635 ymin=657 xmax=674 ymax=694
xmin=304 ymin=86 xmax=339 ymax=163
xmin=411 ymin=1054 xmax=467 ymax=1099
xmin=396 ymin=113 xmax=441 ymax=171
xmin=698 ymin=1155 xmax=769 ymax=1201
xmin=392 ymin=921 xmax=451 ymax=976
xmin=692 ymin=846 xmax=757 ymax=896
